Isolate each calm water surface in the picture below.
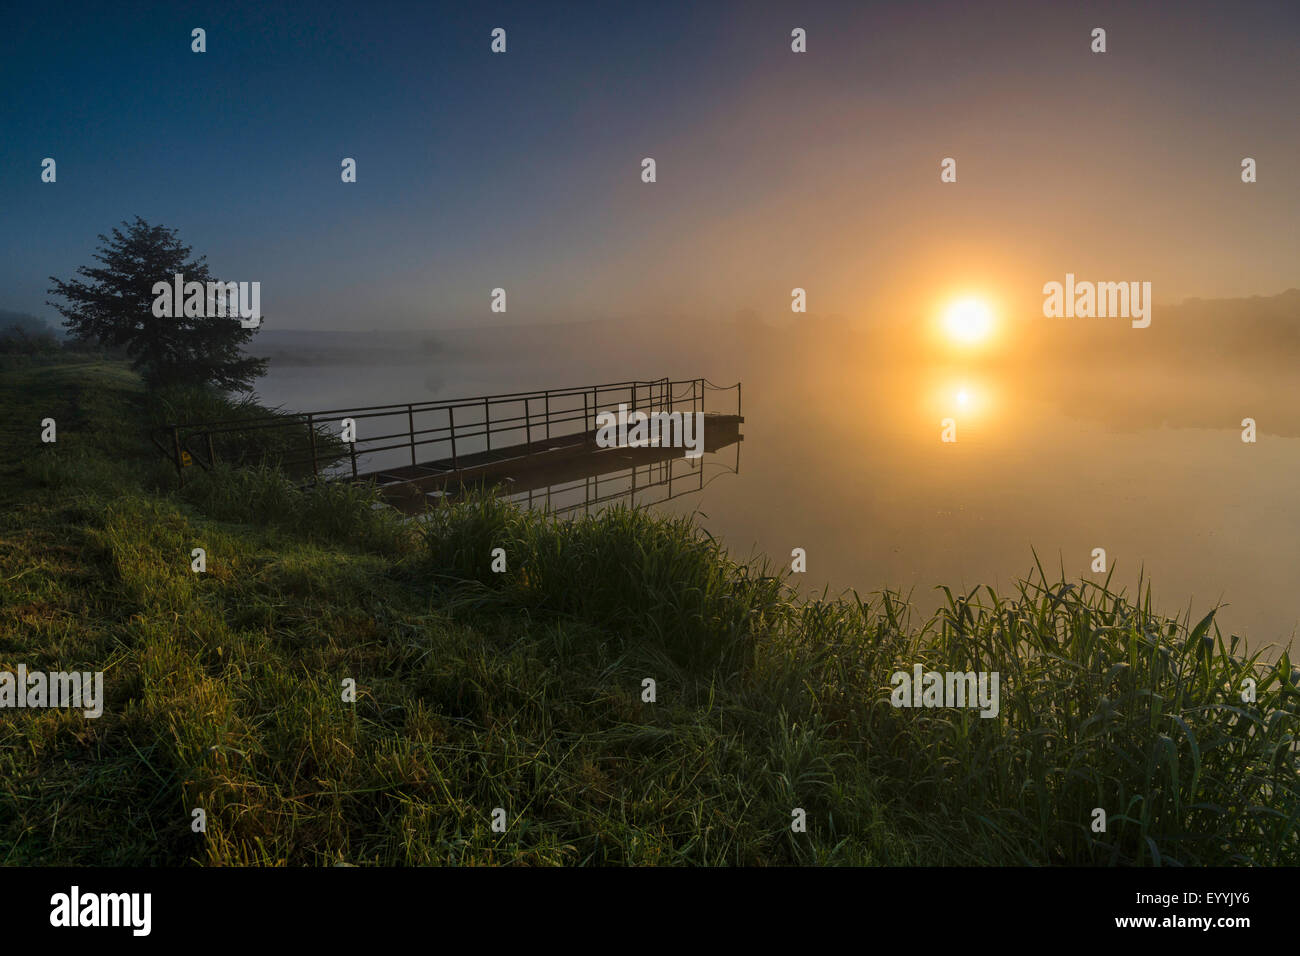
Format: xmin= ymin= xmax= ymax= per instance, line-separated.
xmin=253 ymin=327 xmax=1300 ymax=656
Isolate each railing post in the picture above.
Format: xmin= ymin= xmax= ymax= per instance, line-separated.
xmin=307 ymin=414 xmax=319 ymax=481
xmin=737 ymin=381 xmax=741 ymax=417
xmin=448 ymin=405 xmax=458 ymax=471
xmin=525 ymin=397 xmax=532 ymax=455
xmin=583 ymin=390 xmax=590 ymax=444
xmin=484 ymin=397 xmax=491 ymax=452
xmin=171 ymin=425 xmax=185 ymax=488
xmin=700 ymin=378 xmax=706 ymax=415
xmin=544 ymin=391 xmax=551 ymax=440
xmin=408 ymin=404 xmax=416 ymax=466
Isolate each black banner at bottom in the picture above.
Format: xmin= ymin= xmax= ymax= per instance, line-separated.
xmin=6 ymin=865 xmax=1271 ymax=942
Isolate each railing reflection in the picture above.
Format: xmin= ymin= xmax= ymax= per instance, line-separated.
xmin=395 ymin=418 xmax=744 ymax=518
xmin=502 ymin=444 xmax=741 ymax=518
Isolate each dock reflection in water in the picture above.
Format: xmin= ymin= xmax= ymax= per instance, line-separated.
xmin=388 ymin=415 xmax=744 ymax=518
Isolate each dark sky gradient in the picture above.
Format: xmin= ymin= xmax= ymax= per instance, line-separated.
xmin=3 ymin=0 xmax=1297 ymax=330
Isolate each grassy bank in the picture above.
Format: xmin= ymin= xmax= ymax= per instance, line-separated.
xmin=1 ymin=358 xmax=1296 ymax=865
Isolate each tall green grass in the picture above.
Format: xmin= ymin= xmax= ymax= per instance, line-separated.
xmin=870 ymin=569 xmax=1299 ymax=865
xmin=420 ymin=495 xmax=787 ymax=671
xmin=177 ymin=463 xmax=411 ymax=555
xmin=1 ymin=357 xmax=1295 ymax=865
xmin=417 ymin=495 xmax=1300 ymax=866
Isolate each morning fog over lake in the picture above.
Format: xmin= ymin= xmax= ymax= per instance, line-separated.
xmin=252 ymin=290 xmax=1300 ymax=656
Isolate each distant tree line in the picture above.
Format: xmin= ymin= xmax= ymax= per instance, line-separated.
xmin=0 ymin=310 xmax=62 ymax=354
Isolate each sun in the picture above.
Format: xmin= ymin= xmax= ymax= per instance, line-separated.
xmin=942 ymin=298 xmax=994 ymax=345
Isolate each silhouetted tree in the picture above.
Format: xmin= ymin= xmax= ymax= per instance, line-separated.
xmin=47 ymin=217 xmax=267 ymax=391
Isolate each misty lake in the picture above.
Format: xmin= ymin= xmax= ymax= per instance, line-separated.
xmin=250 ymin=316 xmax=1300 ymax=658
